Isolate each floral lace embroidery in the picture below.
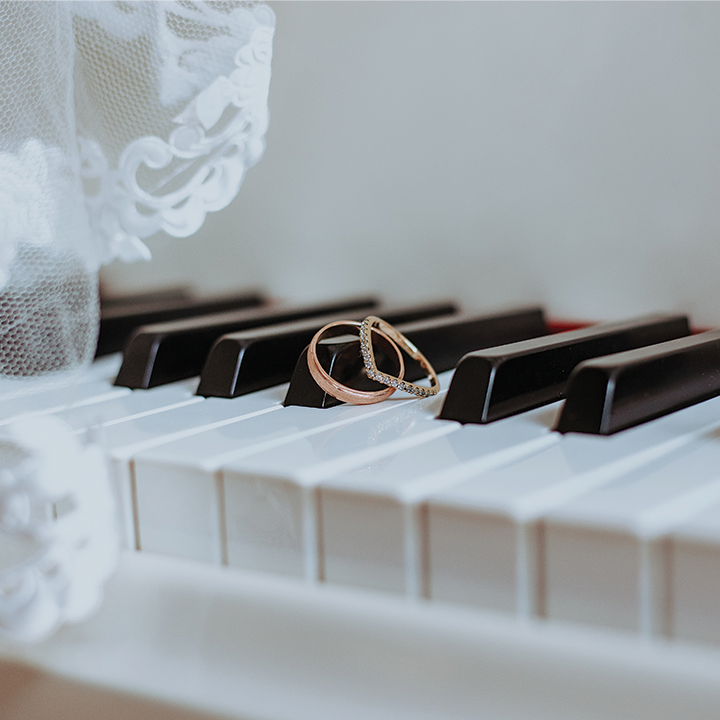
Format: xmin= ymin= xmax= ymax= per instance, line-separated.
xmin=79 ymin=22 xmax=274 ymax=263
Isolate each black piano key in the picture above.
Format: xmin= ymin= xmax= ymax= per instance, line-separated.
xmin=99 ymin=285 xmax=192 ymax=308
xmin=196 ymin=301 xmax=458 ymax=398
xmin=437 ymin=313 xmax=690 ymax=424
xmin=97 ymin=289 xmax=266 ymax=356
xmin=114 ymin=296 xmax=379 ymax=389
xmin=284 ymin=307 xmax=547 ymax=409
xmin=398 ymin=307 xmax=548 ymax=374
xmin=555 ymin=330 xmax=720 ymax=436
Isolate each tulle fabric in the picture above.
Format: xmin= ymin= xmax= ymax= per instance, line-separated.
xmin=0 ymin=1 xmax=274 ymax=641
xmin=0 ymin=1 xmax=274 ymax=387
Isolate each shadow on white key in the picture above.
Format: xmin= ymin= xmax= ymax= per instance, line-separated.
xmin=317 ymin=405 xmax=559 ymax=596
xmin=104 ymin=383 xmax=287 ymax=550
xmin=220 ymin=376 xmax=456 ymax=580
xmin=669 ymin=470 xmax=720 ymax=647
xmin=427 ymin=395 xmax=720 ymax=619
xmin=544 ymin=427 xmax=720 ymax=636
xmin=132 ymin=391 xmax=428 ymax=565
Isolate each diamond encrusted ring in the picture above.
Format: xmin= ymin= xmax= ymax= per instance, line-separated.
xmin=359 ymin=316 xmax=440 ymax=398
xmin=307 ymin=320 xmax=406 ymax=405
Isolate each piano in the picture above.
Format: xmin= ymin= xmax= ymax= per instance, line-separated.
xmin=3 ymin=296 xmax=720 ymax=720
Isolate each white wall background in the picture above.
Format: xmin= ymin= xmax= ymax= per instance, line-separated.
xmin=101 ymin=2 xmax=720 ymax=326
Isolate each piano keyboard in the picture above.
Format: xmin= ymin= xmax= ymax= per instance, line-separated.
xmin=5 ymin=302 xmax=720 ymax=719
xmin=97 ymin=372 xmax=720 ymax=644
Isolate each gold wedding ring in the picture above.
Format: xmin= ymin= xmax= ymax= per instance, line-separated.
xmin=307 ymin=320 xmax=405 ymax=405
xmin=359 ymin=316 xmax=440 ymax=398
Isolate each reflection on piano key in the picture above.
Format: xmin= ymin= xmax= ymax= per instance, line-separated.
xmin=102 ymin=383 xmax=286 ymax=549
xmin=132 ymin=389 xmax=438 ymax=563
xmin=317 ymin=407 xmax=557 ymax=596
xmin=221 ymin=374 xmax=457 ymax=580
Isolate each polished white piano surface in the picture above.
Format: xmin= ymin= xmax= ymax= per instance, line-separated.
xmin=4 ymin=351 xmax=720 ymax=719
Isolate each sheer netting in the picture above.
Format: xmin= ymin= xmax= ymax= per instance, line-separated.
xmin=0 ymin=1 xmax=274 ymax=642
xmin=74 ymin=1 xmax=275 ymax=264
xmin=0 ymin=2 xmax=97 ymax=392
xmin=0 ymin=0 xmax=274 ymax=390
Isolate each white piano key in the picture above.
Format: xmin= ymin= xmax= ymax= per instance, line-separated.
xmin=427 ymin=396 xmax=720 ymax=619
xmin=220 ymin=377 xmax=456 ymax=580
xmin=132 ymin=391 xmax=426 ymax=565
xmin=0 ymin=357 xmax=196 ymax=433
xmin=316 ymin=405 xmax=560 ymax=596
xmin=0 ymin=365 xmax=208 ymax=551
xmin=104 ymin=383 xmax=287 ymax=551
xmin=60 ymin=378 xmax=201 ymax=431
xmin=0 ymin=354 xmax=123 ymax=420
xmin=79 ymin=352 xmax=123 ymax=382
xmin=0 ymin=378 xmax=129 ymax=425
xmin=543 ymin=435 xmax=720 ymax=635
xmin=669 ymin=486 xmax=720 ymax=646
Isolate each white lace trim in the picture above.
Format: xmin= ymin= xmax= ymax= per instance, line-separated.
xmin=79 ymin=22 xmax=274 ymax=264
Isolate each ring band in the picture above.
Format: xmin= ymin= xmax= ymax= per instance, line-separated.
xmin=359 ymin=316 xmax=440 ymax=398
xmin=307 ymin=321 xmax=406 ymax=405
